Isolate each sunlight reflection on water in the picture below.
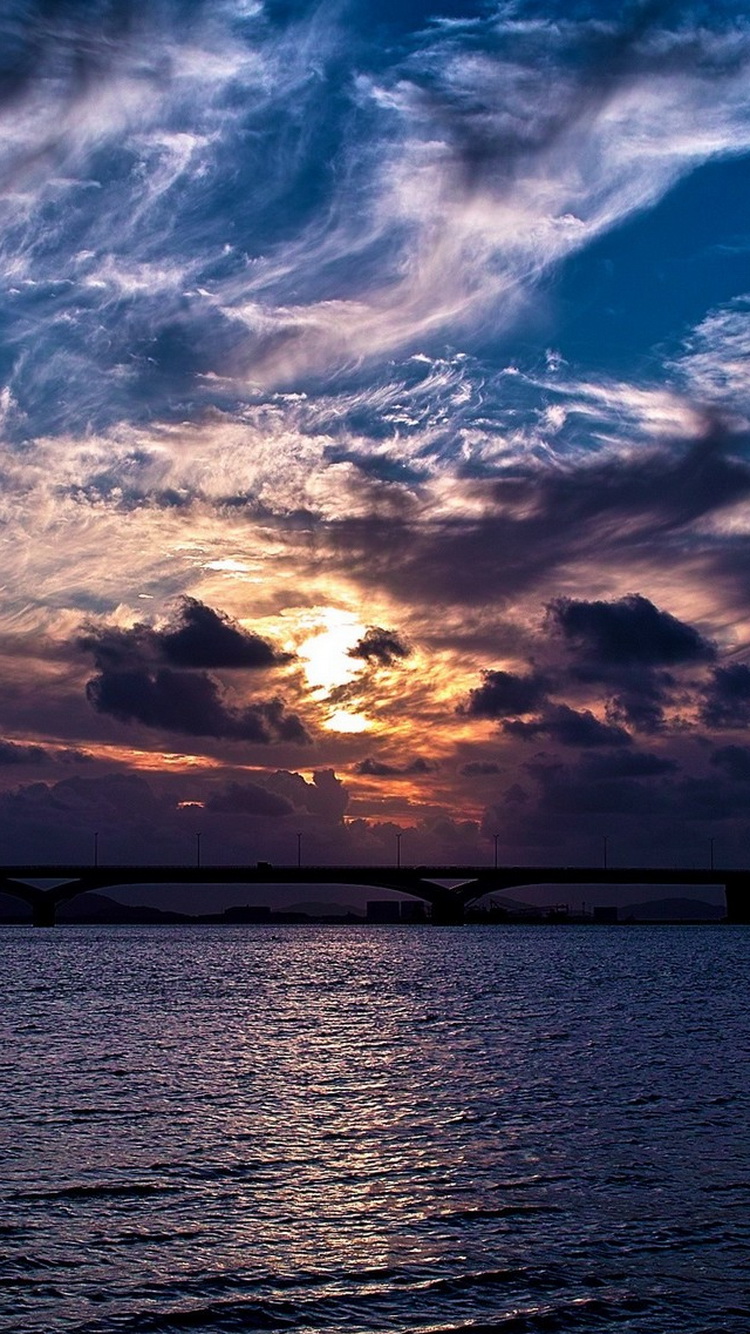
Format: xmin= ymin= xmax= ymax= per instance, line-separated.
xmin=1 ymin=925 xmax=748 ymax=1334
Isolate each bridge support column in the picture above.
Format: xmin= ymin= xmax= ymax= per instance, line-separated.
xmin=31 ymin=895 xmax=58 ymax=928
xmin=430 ymin=898 xmax=465 ymax=926
xmin=724 ymin=877 xmax=749 ymax=924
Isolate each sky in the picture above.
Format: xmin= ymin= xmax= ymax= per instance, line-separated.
xmin=1 ymin=0 xmax=750 ymax=885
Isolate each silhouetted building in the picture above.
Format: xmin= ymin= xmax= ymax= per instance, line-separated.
xmin=367 ymin=899 xmax=401 ymax=923
xmin=593 ymin=905 xmax=618 ymax=924
xmin=400 ymin=900 xmax=427 ymax=922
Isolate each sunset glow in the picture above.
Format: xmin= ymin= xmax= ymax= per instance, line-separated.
xmin=0 ymin=1 xmax=748 ymax=870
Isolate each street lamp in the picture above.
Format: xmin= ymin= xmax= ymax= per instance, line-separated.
xmin=297 ymin=831 xmax=302 ymax=869
xmin=493 ymin=832 xmax=499 ymax=870
xmin=195 ymin=831 xmax=202 ymax=869
xmin=93 ymin=832 xmax=99 ymax=868
xmin=602 ymin=834 xmax=608 ymax=870
xmin=396 ymin=831 xmax=403 ymax=869
xmin=709 ymin=837 xmax=715 ymax=872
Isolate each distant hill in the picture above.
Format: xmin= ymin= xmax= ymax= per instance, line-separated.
xmin=0 ymin=891 xmax=190 ymax=924
xmin=58 ymin=893 xmax=190 ymax=924
xmin=623 ymin=897 xmax=725 ymax=921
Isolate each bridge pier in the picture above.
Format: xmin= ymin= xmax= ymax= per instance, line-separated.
xmin=430 ymin=898 xmax=466 ymax=925
xmin=724 ymin=876 xmax=749 ymax=924
xmin=0 ymin=880 xmax=81 ymax=927
xmin=30 ymin=895 xmax=58 ymax=928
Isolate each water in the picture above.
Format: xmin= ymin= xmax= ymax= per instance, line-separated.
xmin=1 ymin=925 xmax=748 ymax=1334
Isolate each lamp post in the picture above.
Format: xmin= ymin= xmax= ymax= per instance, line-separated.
xmin=93 ymin=832 xmax=98 ymax=868
xmin=709 ymin=837 xmax=715 ymax=872
xmin=396 ymin=831 xmax=402 ymax=869
xmin=602 ymin=834 xmax=608 ymax=870
xmin=493 ymin=832 xmax=499 ymax=870
xmin=297 ymin=831 xmax=302 ymax=869
xmin=196 ymin=831 xmax=202 ymax=869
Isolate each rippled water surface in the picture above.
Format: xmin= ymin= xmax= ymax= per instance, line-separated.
xmin=1 ymin=925 xmax=749 ymax=1334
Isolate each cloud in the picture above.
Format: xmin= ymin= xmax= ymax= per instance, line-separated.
xmin=0 ymin=2 xmax=749 ymax=443
xmin=81 ymin=597 xmax=290 ymax=671
xmin=710 ymin=744 xmax=750 ymax=780
xmin=320 ymin=430 xmax=750 ymax=609
xmin=458 ymin=669 xmax=549 ymax=719
xmin=356 ymin=755 xmax=437 ymax=777
xmin=457 ymin=593 xmax=719 ymax=744
xmin=234 ymin=8 xmax=750 ymax=385
xmin=579 ymin=750 xmax=678 ymax=780
xmin=460 ymin=760 xmax=502 ymax=776
xmin=86 ymin=667 xmax=309 ymax=744
xmin=701 ymin=663 xmax=750 ymax=728
xmin=204 ymin=781 xmax=294 ymax=817
xmin=543 ymin=592 xmax=718 ymax=734
xmin=605 ymin=676 xmax=675 ymax=736
xmin=549 ymin=593 xmax=716 ymax=668
xmin=348 ymin=625 xmax=411 ymax=665
xmin=0 ymin=739 xmax=47 ymax=765
xmin=264 ymin=768 xmax=349 ymax=822
xmin=505 ymin=703 xmax=632 ymax=748
xmin=672 ymin=296 xmax=750 ymax=414
xmin=77 ymin=595 xmax=307 ymax=747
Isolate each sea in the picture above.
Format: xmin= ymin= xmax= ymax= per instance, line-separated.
xmin=1 ymin=924 xmax=748 ymax=1334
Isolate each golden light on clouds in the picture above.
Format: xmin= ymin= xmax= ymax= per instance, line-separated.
xmin=324 ymin=710 xmax=372 ymax=735
xmin=297 ymin=606 xmax=366 ymax=694
xmin=275 ymin=604 xmax=375 ymax=733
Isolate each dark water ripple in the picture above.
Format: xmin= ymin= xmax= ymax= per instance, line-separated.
xmin=1 ymin=925 xmax=748 ymax=1334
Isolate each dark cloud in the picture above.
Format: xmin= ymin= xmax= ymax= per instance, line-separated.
xmin=503 ymin=783 xmax=528 ymax=805
xmin=356 ymin=756 xmax=437 ymax=777
xmin=348 ymin=626 xmax=411 ymax=666
xmin=700 ymin=664 xmax=750 ymax=728
xmin=160 ymin=598 xmax=291 ymax=670
xmin=459 ymin=669 xmax=549 ymax=719
xmin=505 ymin=704 xmax=632 ymax=748
xmin=711 ymin=744 xmax=750 ymax=781
xmin=81 ymin=598 xmax=289 ymax=672
xmin=0 ymin=739 xmax=93 ymax=767
xmin=324 ymin=435 xmax=750 ymax=608
xmin=86 ymin=667 xmax=309 ymax=744
xmin=579 ymin=750 xmax=678 ymax=779
xmin=79 ymin=598 xmax=305 ymax=746
xmin=541 ymin=593 xmax=717 ymax=735
xmin=0 ymin=739 xmax=47 ymax=765
xmin=56 ymin=747 xmax=95 ymax=765
xmin=606 ymin=677 xmax=674 ymax=735
xmin=204 ymin=781 xmax=294 ymax=817
xmin=79 ymin=623 xmax=159 ymax=672
xmin=549 ymin=593 xmax=715 ymax=668
xmin=521 ymin=758 xmax=671 ymax=818
xmin=460 ymin=761 xmax=502 ymax=776
xmin=264 ymin=768 xmax=349 ymax=822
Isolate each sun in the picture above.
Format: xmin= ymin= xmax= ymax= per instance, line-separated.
xmin=324 ymin=709 xmax=371 ymax=734
xmin=296 ymin=606 xmax=373 ymax=732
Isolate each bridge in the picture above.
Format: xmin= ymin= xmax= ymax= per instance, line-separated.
xmin=0 ymin=862 xmax=746 ymax=926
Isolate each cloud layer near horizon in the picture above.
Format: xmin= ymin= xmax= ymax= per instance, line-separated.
xmin=1 ymin=0 xmax=750 ymax=871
